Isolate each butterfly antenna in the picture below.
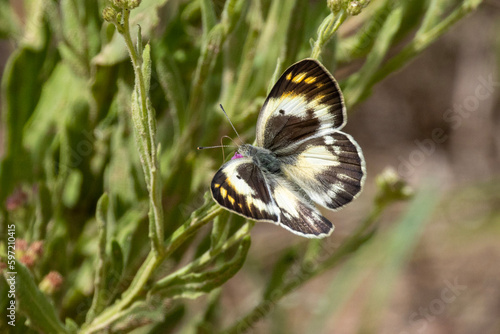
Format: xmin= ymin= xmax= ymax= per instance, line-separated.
xmin=219 ymin=104 xmax=243 ymax=144
xmin=197 ymin=145 xmax=236 ymax=150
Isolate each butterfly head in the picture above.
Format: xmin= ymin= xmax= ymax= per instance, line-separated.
xmin=231 ymin=144 xmax=251 ymax=160
xmin=231 ymin=152 xmax=244 ymax=160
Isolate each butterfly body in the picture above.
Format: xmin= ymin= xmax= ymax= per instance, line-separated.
xmin=209 ymin=59 xmax=366 ymax=238
xmin=237 ymin=144 xmax=282 ymax=174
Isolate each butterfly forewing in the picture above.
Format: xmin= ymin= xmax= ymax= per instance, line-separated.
xmin=256 ymin=59 xmax=346 ymax=153
xmin=211 ymin=158 xmax=280 ymax=222
xmin=279 ymin=131 xmax=366 ymax=210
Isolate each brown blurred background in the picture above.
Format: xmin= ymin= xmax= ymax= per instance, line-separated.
xmin=219 ymin=2 xmax=500 ymax=334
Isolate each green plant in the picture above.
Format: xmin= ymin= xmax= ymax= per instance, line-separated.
xmin=0 ymin=0 xmax=482 ymax=332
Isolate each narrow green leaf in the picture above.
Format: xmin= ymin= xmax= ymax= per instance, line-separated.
xmin=417 ymin=0 xmax=453 ymax=38
xmin=200 ymin=0 xmax=217 ymax=42
xmin=23 ymin=63 xmax=89 ymax=166
xmin=0 ymin=1 xmax=20 ymax=38
xmin=108 ymin=300 xmax=166 ymax=332
xmin=33 ymin=181 xmax=52 ymax=241
xmin=263 ymin=248 xmax=299 ymax=300
xmin=22 ymin=0 xmax=46 ymax=49
xmin=342 ymin=5 xmax=404 ymax=106
xmin=136 ymin=24 xmax=143 ymax=57
xmin=336 ymin=0 xmax=395 ymax=62
xmin=60 ymin=0 xmax=86 ymax=60
xmin=141 ymin=43 xmax=152 ymax=102
xmin=154 ymin=46 xmax=187 ymax=137
xmin=210 ymin=211 xmax=231 ymax=254
xmin=163 ymin=236 xmax=251 ymax=299
xmin=87 ymin=193 xmax=109 ymax=322
xmin=6 ymin=261 xmax=68 ymax=333
xmin=0 ymin=43 xmax=51 ymax=203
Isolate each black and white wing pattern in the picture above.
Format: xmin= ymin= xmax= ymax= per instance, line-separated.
xmin=211 ymin=157 xmax=334 ymax=238
xmin=265 ymin=174 xmax=334 ymax=237
xmin=279 ymin=132 xmax=365 ymax=211
xmin=208 ymin=58 xmax=365 ymax=238
xmin=256 ymin=59 xmax=346 ymax=153
xmin=211 ymin=158 xmax=279 ymax=222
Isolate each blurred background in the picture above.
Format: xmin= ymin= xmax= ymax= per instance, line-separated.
xmin=1 ymin=0 xmax=499 ymax=333
xmin=221 ymin=2 xmax=500 ymax=333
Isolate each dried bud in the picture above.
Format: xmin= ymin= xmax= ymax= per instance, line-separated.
xmin=39 ymin=271 xmax=64 ymax=295
xmin=17 ymin=240 xmax=44 ymax=268
xmin=6 ymin=188 xmax=28 ymax=211
xmin=29 ymin=241 xmax=44 ymax=257
xmin=20 ymin=254 xmax=35 ymax=268
xmin=16 ymin=239 xmax=29 ymax=252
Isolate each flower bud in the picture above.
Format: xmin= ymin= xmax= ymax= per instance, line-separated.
xmin=102 ymin=6 xmax=117 ymax=22
xmin=128 ymin=0 xmax=142 ymax=9
xmin=347 ymin=1 xmax=362 ymax=16
xmin=375 ymin=167 xmax=414 ymax=206
xmin=327 ymin=0 xmax=344 ymax=13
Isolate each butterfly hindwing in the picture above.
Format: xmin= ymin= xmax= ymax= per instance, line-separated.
xmin=266 ymin=174 xmax=334 ymax=238
xmin=256 ymin=59 xmax=346 ymax=153
xmin=279 ymin=131 xmax=366 ymax=210
xmin=211 ymin=158 xmax=279 ymax=222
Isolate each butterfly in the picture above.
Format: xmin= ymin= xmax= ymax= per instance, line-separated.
xmin=209 ymin=59 xmax=366 ymax=238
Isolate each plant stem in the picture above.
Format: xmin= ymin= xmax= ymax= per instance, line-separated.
xmin=153 ymin=221 xmax=252 ymax=290
xmin=120 ymin=8 xmax=164 ymax=255
xmin=222 ymin=200 xmax=384 ymax=334
xmin=369 ymin=0 xmax=483 ymax=88
xmin=311 ymin=10 xmax=347 ymax=60
xmin=81 ymin=200 xmax=222 ymax=333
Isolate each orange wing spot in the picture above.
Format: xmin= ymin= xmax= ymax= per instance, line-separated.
xmin=286 ymin=72 xmax=292 ymax=81
xmin=281 ymin=91 xmax=297 ymax=100
xmin=214 ymin=183 xmax=220 ymax=188
xmin=247 ymin=202 xmax=253 ymax=214
xmin=238 ymin=203 xmax=243 ymax=209
xmin=220 ymin=187 xmax=227 ymax=198
xmin=316 ymin=82 xmax=324 ymax=88
xmin=228 ymin=195 xmax=235 ymax=205
xmin=292 ymin=72 xmax=307 ymax=83
xmin=225 ymin=178 xmax=233 ymax=187
xmin=304 ymin=76 xmax=317 ymax=84
xmin=313 ymin=94 xmax=325 ymax=104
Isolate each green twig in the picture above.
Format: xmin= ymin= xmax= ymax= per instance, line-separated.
xmin=113 ymin=6 xmax=164 ymax=255
xmin=311 ymin=10 xmax=347 ymax=60
xmin=86 ymin=193 xmax=109 ymax=323
xmin=369 ymin=0 xmax=483 ymax=92
xmin=81 ymin=197 xmax=222 ymax=333
xmin=153 ymin=221 xmax=253 ymax=290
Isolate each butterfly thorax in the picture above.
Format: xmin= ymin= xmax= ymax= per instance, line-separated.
xmin=238 ymin=144 xmax=281 ymax=174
